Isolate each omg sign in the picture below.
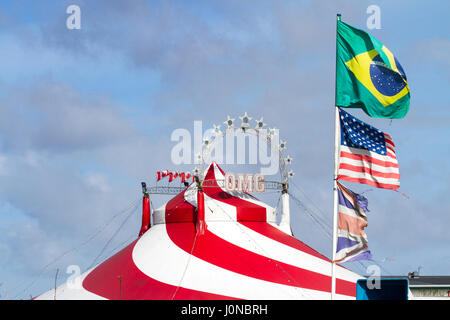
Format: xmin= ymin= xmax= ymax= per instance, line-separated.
xmin=224 ymin=173 xmax=265 ymax=193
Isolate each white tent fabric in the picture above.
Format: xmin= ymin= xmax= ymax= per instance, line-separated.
xmin=37 ymin=162 xmax=361 ymax=300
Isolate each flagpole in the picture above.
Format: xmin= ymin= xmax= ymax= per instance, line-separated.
xmin=331 ymin=107 xmax=340 ymax=300
xmin=331 ymin=13 xmax=341 ymax=300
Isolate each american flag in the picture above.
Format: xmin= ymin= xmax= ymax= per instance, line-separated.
xmin=337 ymin=108 xmax=400 ymax=190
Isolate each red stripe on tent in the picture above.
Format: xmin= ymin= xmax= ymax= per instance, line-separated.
xmin=164 ymin=189 xmax=196 ymax=223
xmin=241 ymin=222 xmax=331 ymax=262
xmin=83 ymin=240 xmax=238 ymax=300
xmin=166 ymin=221 xmax=356 ymax=296
xmin=241 ymin=222 xmax=355 ymax=297
xmin=204 ymin=164 xmax=336 ymax=262
xmin=203 ymin=164 xmax=267 ymax=222
xmin=188 ymin=164 xmax=356 ymax=297
xmin=203 ymin=164 xmax=329 ymax=260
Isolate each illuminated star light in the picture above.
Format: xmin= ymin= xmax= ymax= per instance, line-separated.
xmin=279 ymin=140 xmax=287 ymax=151
xmin=287 ymin=170 xmax=295 ymax=178
xmin=255 ymin=117 xmax=265 ymax=129
xmin=239 ymin=112 xmax=252 ymax=128
xmin=224 ymin=116 xmax=235 ymax=128
xmin=285 ymin=155 xmax=293 ymax=165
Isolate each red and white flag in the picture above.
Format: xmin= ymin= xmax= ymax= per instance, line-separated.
xmin=337 ymin=108 xmax=400 ymax=190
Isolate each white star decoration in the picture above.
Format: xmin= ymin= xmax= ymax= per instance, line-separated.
xmin=255 ymin=117 xmax=265 ymax=129
xmin=224 ymin=116 xmax=235 ymax=128
xmin=194 ymin=114 xmax=291 ymax=183
xmin=285 ymin=155 xmax=293 ymax=165
xmin=239 ymin=112 xmax=252 ymax=128
xmin=279 ymin=140 xmax=287 ymax=150
xmin=213 ymin=124 xmax=221 ymax=134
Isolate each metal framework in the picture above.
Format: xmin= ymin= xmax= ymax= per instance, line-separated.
xmin=148 ymin=113 xmax=293 ymax=196
xmin=148 ymin=179 xmax=284 ymax=195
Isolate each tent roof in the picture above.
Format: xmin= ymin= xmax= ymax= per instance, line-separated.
xmin=37 ymin=162 xmax=361 ymax=300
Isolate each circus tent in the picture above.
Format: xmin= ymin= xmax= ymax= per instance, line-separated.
xmin=36 ymin=162 xmax=361 ymax=300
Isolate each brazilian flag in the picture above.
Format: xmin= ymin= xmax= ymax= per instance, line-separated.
xmin=336 ymin=18 xmax=410 ymax=119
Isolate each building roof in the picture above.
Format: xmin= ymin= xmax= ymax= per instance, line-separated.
xmin=383 ymin=276 xmax=450 ymax=287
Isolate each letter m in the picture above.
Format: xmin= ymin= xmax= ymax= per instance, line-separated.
xmin=237 ymin=174 xmax=253 ymax=192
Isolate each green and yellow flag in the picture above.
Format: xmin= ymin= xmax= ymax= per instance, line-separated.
xmin=336 ymin=18 xmax=410 ymax=119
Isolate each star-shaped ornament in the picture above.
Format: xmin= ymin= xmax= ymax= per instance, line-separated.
xmin=285 ymin=155 xmax=293 ymax=165
xmin=279 ymin=140 xmax=287 ymax=151
xmin=255 ymin=117 xmax=265 ymax=129
xmin=213 ymin=124 xmax=221 ymax=134
xmin=239 ymin=112 xmax=252 ymax=128
xmin=287 ymin=170 xmax=295 ymax=178
xmin=224 ymin=116 xmax=235 ymax=128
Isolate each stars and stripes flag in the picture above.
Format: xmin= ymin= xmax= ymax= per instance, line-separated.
xmin=335 ymin=182 xmax=372 ymax=263
xmin=337 ymin=108 xmax=400 ymax=190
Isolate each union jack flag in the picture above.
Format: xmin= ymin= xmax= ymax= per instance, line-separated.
xmin=335 ymin=182 xmax=372 ymax=263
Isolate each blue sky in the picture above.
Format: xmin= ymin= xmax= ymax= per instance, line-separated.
xmin=0 ymin=0 xmax=449 ymax=299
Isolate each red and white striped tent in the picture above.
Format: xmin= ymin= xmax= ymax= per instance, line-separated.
xmin=36 ymin=162 xmax=361 ymax=300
